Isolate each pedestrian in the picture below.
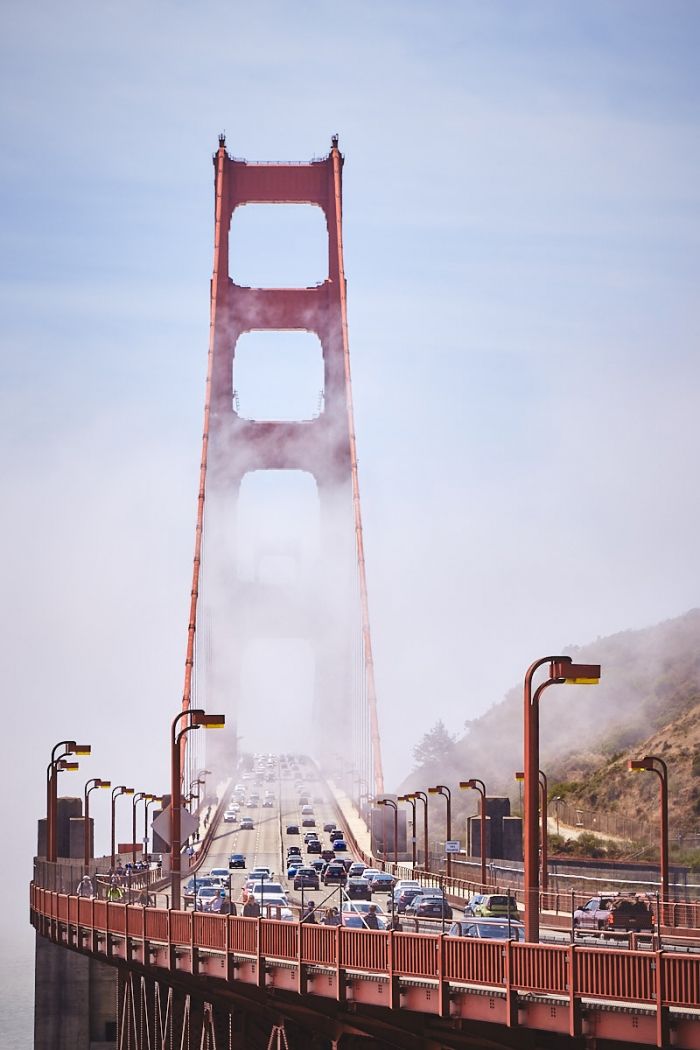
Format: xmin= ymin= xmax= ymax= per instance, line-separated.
xmin=211 ymin=890 xmax=225 ymax=913
xmin=301 ymin=901 xmax=317 ymax=924
xmin=364 ymin=905 xmax=379 ymax=929
xmin=76 ymin=874 xmax=93 ymax=899
xmin=389 ymin=912 xmax=402 ymax=932
xmin=242 ymin=896 xmax=260 ymax=918
xmin=323 ymin=907 xmax=341 ymax=926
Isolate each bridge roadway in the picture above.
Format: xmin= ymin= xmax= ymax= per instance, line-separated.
xmin=31 ymin=760 xmax=700 ymax=1050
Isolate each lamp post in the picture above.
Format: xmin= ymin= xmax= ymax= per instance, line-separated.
xmin=47 ymin=740 xmax=91 ymax=862
xmin=523 ymin=656 xmax=600 ymax=942
xmin=516 ymin=769 xmax=549 ymax=890
xmin=377 ymin=799 xmax=398 ymax=866
xmin=553 ymin=795 xmax=562 ymax=836
xmin=460 ymin=779 xmax=487 ymax=888
xmin=397 ymin=795 xmax=417 ymax=868
xmin=171 ymin=709 xmax=225 ymax=910
xmin=46 ymin=755 xmax=82 ymax=862
xmin=144 ymin=794 xmax=162 ymax=860
xmin=629 ymin=755 xmax=669 ymax=906
xmin=132 ymin=792 xmax=153 ymax=866
xmin=111 ymin=786 xmax=134 ymax=868
xmin=84 ymin=778 xmax=111 ymax=869
xmin=428 ymin=785 xmax=452 ymax=878
xmin=411 ymin=791 xmax=429 ymax=870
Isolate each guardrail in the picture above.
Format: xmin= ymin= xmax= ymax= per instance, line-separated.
xmin=31 ymin=883 xmax=700 ymax=1017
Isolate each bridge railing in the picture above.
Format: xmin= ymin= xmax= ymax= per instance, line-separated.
xmin=30 ymin=883 xmax=700 ymax=1015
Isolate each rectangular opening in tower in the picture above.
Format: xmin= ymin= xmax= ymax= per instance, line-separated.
xmin=229 ymin=203 xmax=328 ymax=287
xmin=233 ymin=331 xmax=324 ymax=421
xmin=236 ymin=470 xmax=319 ymax=585
xmin=239 ymin=638 xmax=315 ymax=755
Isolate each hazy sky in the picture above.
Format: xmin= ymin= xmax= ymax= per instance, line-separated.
xmin=1 ymin=4 xmax=699 ymax=1035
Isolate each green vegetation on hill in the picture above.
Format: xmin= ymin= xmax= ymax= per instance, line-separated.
xmin=403 ymin=609 xmax=700 ymax=847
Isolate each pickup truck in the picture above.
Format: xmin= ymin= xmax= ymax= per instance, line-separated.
xmin=573 ymin=894 xmax=654 ymax=932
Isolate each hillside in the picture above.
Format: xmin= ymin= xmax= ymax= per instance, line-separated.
xmin=401 ymin=609 xmax=700 ymax=838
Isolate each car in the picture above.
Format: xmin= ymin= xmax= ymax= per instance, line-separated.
xmin=287 ymin=859 xmax=304 ymax=877
xmin=330 ymin=838 xmax=347 ymax=852
xmin=448 ymin=919 xmax=525 ymax=940
xmin=367 ymin=872 xmax=395 ymax=893
xmin=346 ymin=877 xmax=372 ymax=900
xmin=258 ymin=895 xmax=294 ymax=921
xmin=335 ymin=856 xmax=354 ymax=872
xmin=323 ymin=862 xmax=347 ymax=885
xmin=294 ymin=868 xmax=320 ymax=890
xmin=223 ymin=811 xmax=237 ymax=823
xmin=321 ymin=849 xmax=336 ymax=862
xmin=301 ymin=804 xmax=314 ymax=815
xmin=406 ymin=895 xmax=453 ymax=919
xmin=573 ymin=894 xmax=654 ymax=932
xmin=394 ymin=886 xmax=425 ymax=913
xmin=209 ymin=867 xmax=230 ymax=884
xmin=195 ymin=886 xmax=221 ymax=911
xmin=250 ymin=881 xmax=286 ymax=902
xmin=394 ymin=880 xmax=421 ymax=893
xmin=240 ymin=817 xmax=255 ymax=830
xmin=306 ymin=840 xmax=322 ymax=854
xmin=183 ymin=875 xmax=214 ymax=900
xmin=360 ymin=868 xmax=381 ymax=884
xmin=299 ymin=796 xmax=310 ymax=807
xmin=341 ymin=901 xmax=388 ymax=929
xmin=473 ymin=894 xmax=520 ymax=919
xmin=463 ymin=893 xmax=485 ymax=916
xmin=262 ymin=798 xmax=274 ymax=807
xmin=309 ymin=859 xmax=326 ymax=873
xmin=228 ymin=853 xmax=246 ymax=869
xmin=302 ymin=818 xmax=316 ymax=827
xmin=286 ymin=824 xmax=300 ymax=835
xmin=303 ymin=831 xmax=319 ymax=843
xmin=323 ymin=822 xmax=337 ymax=834
xmin=348 ymin=862 xmax=366 ymax=878
xmin=245 ymin=867 xmax=273 ymax=889
xmin=286 ymin=845 xmax=302 ymax=858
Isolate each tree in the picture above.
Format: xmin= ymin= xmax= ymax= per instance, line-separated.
xmin=412 ymin=720 xmax=457 ymax=769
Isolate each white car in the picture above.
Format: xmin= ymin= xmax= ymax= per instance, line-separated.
xmin=195 ymin=886 xmax=221 ymax=911
xmin=258 ymin=894 xmax=294 ymax=921
xmin=209 ymin=868 xmax=230 ymax=885
xmin=394 ymin=880 xmax=421 ymax=893
xmin=360 ymin=868 xmax=382 ymax=883
xmin=341 ymin=901 xmax=388 ymax=929
xmin=245 ymin=868 xmax=273 ymax=890
xmin=250 ymin=882 xmax=286 ymax=902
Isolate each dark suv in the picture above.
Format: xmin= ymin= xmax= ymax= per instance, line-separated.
xmin=573 ymin=894 xmax=654 ymax=932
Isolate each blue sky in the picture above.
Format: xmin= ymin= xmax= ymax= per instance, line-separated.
xmin=1 ymin=3 xmax=699 ymax=1036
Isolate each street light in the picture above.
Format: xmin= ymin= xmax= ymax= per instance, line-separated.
xmin=132 ymin=792 xmax=155 ymax=866
xmin=377 ymin=798 xmax=398 ymax=866
xmin=428 ymin=785 xmax=452 ymax=878
xmin=171 ymin=708 xmax=225 ymax=909
xmin=516 ymin=769 xmax=549 ymax=890
xmin=629 ymin=755 xmax=669 ymax=906
xmin=84 ymin=778 xmax=111 ymax=869
xmin=460 ymin=779 xmax=487 ymax=888
xmin=111 ymin=786 xmax=134 ymax=868
xmin=47 ymin=740 xmax=91 ymax=862
xmin=409 ymin=791 xmax=429 ymax=871
xmin=523 ymin=655 xmax=600 ymax=942
xmin=397 ymin=795 xmax=416 ymax=867
xmin=144 ymin=794 xmax=162 ymax=860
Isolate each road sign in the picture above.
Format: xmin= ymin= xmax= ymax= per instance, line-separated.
xmin=445 ymin=840 xmax=461 ymax=853
xmin=152 ymin=806 xmax=198 ymax=846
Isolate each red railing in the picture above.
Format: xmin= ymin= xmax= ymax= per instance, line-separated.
xmin=392 ymin=932 xmax=438 ymax=978
xmin=511 ymin=943 xmax=569 ymax=994
xmin=300 ymin=924 xmax=336 ymax=965
xmin=575 ymin=947 xmax=654 ymax=1003
xmin=261 ymin=919 xmax=298 ymax=960
xmin=339 ymin=928 xmax=387 ymax=972
xmin=30 ymin=884 xmax=700 ymax=1016
xmin=443 ymin=937 xmax=503 ymax=986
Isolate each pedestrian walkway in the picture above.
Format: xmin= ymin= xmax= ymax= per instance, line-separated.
xmin=325 ymin=779 xmax=373 ymax=858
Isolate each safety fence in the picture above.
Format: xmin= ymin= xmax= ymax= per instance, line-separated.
xmin=31 ymin=883 xmax=700 ymax=1014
